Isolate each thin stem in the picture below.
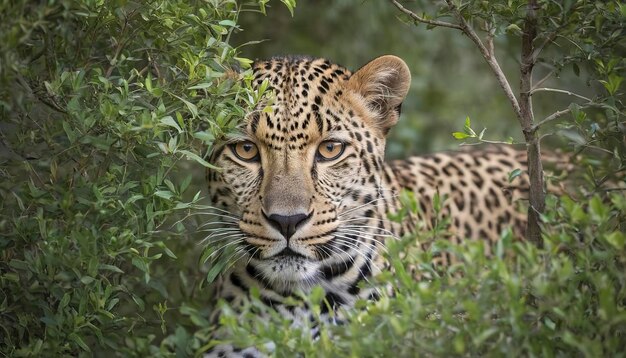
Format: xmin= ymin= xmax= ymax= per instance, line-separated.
xmin=531 ymin=69 xmax=555 ymax=90
xmin=388 ymin=0 xmax=462 ymax=30
xmin=533 ymin=108 xmax=571 ymax=129
xmin=442 ymin=0 xmax=523 ymax=121
xmin=532 ymin=31 xmax=558 ymax=61
xmin=529 ymin=87 xmax=592 ymax=102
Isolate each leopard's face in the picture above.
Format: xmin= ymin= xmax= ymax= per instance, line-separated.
xmin=207 ymin=56 xmax=410 ymax=288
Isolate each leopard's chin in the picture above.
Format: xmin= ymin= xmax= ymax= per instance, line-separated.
xmin=254 ymin=255 xmax=321 ymax=287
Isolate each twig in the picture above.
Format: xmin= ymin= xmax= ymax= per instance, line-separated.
xmin=388 ymin=0 xmax=462 ymax=30
xmin=595 ymin=166 xmax=626 ymax=189
xmin=459 ymin=139 xmax=523 ymax=146
xmin=442 ymin=0 xmax=523 ymax=121
xmin=532 ymin=31 xmax=558 ymax=61
xmin=601 ymin=188 xmax=626 ymax=193
xmin=485 ymin=24 xmax=495 ymax=58
xmin=533 ymin=108 xmax=571 ymax=129
xmin=531 ymin=69 xmax=555 ymax=91
xmin=529 ymin=87 xmax=591 ymax=102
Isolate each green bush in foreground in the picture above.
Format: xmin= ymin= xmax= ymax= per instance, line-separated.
xmin=212 ymin=192 xmax=626 ymax=357
xmin=0 ymin=0 xmax=269 ymax=355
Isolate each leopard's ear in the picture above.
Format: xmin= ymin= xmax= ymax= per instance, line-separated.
xmin=347 ymin=55 xmax=411 ymax=134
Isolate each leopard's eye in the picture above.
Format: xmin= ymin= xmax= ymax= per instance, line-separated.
xmin=317 ymin=141 xmax=345 ymax=161
xmin=231 ymin=141 xmax=259 ymax=162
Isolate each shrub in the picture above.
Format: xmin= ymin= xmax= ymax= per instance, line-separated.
xmin=211 ymin=192 xmax=626 ymax=356
xmin=0 ymin=0 xmax=268 ymax=355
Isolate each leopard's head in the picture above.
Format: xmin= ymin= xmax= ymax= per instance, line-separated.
xmin=207 ymin=55 xmax=411 ymax=289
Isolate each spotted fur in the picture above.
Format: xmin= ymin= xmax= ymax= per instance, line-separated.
xmin=205 ymin=55 xmax=531 ymax=356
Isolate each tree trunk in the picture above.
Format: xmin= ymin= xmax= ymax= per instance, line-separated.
xmin=520 ymin=0 xmax=545 ymax=246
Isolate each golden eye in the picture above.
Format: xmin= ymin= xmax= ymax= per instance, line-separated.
xmin=231 ymin=141 xmax=259 ymax=162
xmin=317 ymin=141 xmax=345 ymax=161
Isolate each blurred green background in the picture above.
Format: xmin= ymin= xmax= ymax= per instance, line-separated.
xmin=233 ymin=0 xmax=599 ymax=158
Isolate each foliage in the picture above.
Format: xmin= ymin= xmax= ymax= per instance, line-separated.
xmin=0 ymin=0 xmax=272 ymax=355
xmin=1 ymin=0 xmax=624 ymax=357
xmin=208 ymin=192 xmax=626 ymax=356
xmin=435 ymin=0 xmax=626 ymax=189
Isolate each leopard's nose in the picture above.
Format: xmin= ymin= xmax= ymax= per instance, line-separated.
xmin=265 ymin=212 xmax=311 ymax=240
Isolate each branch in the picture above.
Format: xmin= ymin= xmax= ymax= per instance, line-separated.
xmin=533 ymin=108 xmax=570 ymax=129
xmin=529 ymin=87 xmax=592 ymax=102
xmin=442 ymin=0 xmax=523 ymax=121
xmin=387 ymin=0 xmax=523 ymax=122
xmin=388 ymin=0 xmax=462 ymax=30
xmin=531 ymin=69 xmax=555 ymax=91
xmin=532 ymin=31 xmax=558 ymax=61
xmin=486 ymin=26 xmax=495 ymax=58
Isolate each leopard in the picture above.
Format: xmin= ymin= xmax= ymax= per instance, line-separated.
xmin=204 ymin=55 xmax=532 ymax=356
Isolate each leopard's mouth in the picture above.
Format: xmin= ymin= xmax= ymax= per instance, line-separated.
xmin=269 ymin=247 xmax=307 ymax=260
xmin=254 ymin=249 xmax=321 ymax=285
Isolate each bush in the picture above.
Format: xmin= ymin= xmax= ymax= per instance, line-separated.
xmin=211 ymin=192 xmax=626 ymax=356
xmin=0 ymin=0 xmax=267 ymax=355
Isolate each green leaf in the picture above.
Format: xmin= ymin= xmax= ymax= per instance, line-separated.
xmin=170 ymin=93 xmax=198 ymax=118
xmin=218 ymin=19 xmax=237 ymax=27
xmin=589 ymin=195 xmax=609 ymax=222
xmin=604 ymin=231 xmax=625 ymax=250
xmin=280 ymin=0 xmax=296 ymax=16
xmin=59 ymin=293 xmax=70 ymax=309
xmin=9 ymin=259 xmax=30 ymax=270
xmin=80 ymin=276 xmax=95 ymax=285
xmin=463 ymin=116 xmax=476 ymax=136
xmin=62 ymin=121 xmax=77 ymax=143
xmin=69 ymin=333 xmax=91 ymax=352
xmin=160 ymin=116 xmax=183 ymax=133
xmin=155 ymin=190 xmax=175 ymax=200
xmin=131 ymin=294 xmax=145 ymax=311
xmin=508 ymin=168 xmax=523 ymax=183
xmin=473 ymin=327 xmax=499 ymax=346
xmin=193 ymin=131 xmax=214 ymax=143
xmin=188 ymin=82 xmax=214 ymax=90
xmin=206 ymin=258 xmax=228 ymax=285
xmin=505 ymin=23 xmax=523 ymax=36
xmin=569 ymin=102 xmax=584 ymax=123
xmin=132 ymin=257 xmax=149 ymax=273
xmin=478 ymin=128 xmax=486 ymax=140
xmin=99 ymin=264 xmax=124 ymax=273
xmin=452 ymin=132 xmax=470 ymax=139
xmin=176 ymin=149 xmax=217 ymax=169
xmin=145 ymin=73 xmax=153 ymax=92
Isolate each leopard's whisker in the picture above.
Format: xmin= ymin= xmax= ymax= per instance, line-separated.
xmin=173 ymin=209 xmax=240 ymax=224
xmin=191 ymin=205 xmax=241 ymax=215
xmin=196 ymin=220 xmax=239 ymax=230
xmin=333 ymin=233 xmax=388 ymax=253
xmin=334 ymin=231 xmax=388 ymax=248
xmin=338 ymin=216 xmax=389 ymax=224
xmin=246 ymin=247 xmax=262 ymax=266
xmin=200 ymin=234 xmax=244 ymax=247
xmin=339 ymin=227 xmax=399 ymax=240
xmin=202 ymin=236 xmax=245 ymax=253
xmin=339 ymin=223 xmax=398 ymax=236
xmin=197 ymin=228 xmax=242 ymax=237
xmin=338 ymin=194 xmax=400 ymax=217
xmin=194 ymin=212 xmax=240 ymax=223
xmin=332 ymin=235 xmax=380 ymax=260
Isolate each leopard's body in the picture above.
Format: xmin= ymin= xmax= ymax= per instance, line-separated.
xmin=205 ymin=55 xmax=531 ymax=356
